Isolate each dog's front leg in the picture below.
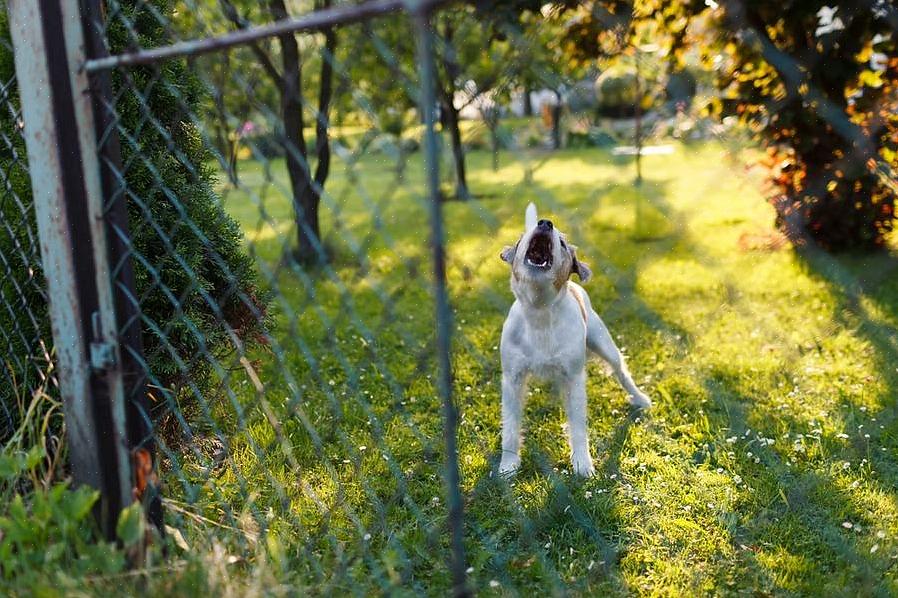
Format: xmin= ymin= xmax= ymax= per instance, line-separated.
xmin=563 ymin=370 xmax=595 ymax=477
xmin=499 ymin=370 xmax=526 ymax=475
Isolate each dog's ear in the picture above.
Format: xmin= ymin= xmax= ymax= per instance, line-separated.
xmin=500 ymin=244 xmax=516 ymax=264
xmin=569 ymin=245 xmax=592 ymax=283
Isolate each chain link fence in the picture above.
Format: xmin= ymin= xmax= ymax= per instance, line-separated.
xmin=2 ymin=0 xmax=898 ymax=594
xmin=0 ymin=17 xmax=55 ymax=443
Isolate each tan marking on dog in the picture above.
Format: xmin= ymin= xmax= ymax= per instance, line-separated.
xmin=553 ymin=251 xmax=573 ymax=291
xmin=567 ymin=281 xmax=588 ymax=324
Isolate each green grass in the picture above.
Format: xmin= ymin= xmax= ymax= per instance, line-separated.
xmin=130 ymin=140 xmax=898 ymax=595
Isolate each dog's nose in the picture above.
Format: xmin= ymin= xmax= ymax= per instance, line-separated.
xmin=537 ymin=219 xmax=553 ymax=230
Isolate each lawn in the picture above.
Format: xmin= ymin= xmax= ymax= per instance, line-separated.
xmin=153 ymin=139 xmax=898 ymax=596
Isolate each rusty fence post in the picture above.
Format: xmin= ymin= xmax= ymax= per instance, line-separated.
xmin=8 ymin=0 xmax=135 ymax=540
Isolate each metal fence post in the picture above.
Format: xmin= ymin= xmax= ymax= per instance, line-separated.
xmin=8 ymin=0 xmax=134 ymax=539
xmin=79 ymin=0 xmax=164 ymax=538
xmin=411 ymin=5 xmax=470 ymax=596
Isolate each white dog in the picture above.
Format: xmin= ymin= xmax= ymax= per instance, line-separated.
xmin=498 ymin=203 xmax=651 ymax=477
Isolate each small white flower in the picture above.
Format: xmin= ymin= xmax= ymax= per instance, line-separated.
xmin=871 ymin=544 xmax=880 ymax=554
xmin=466 ymin=567 xmax=474 ymax=574
xmin=363 ymin=533 xmax=371 ymax=541
xmin=843 ymin=521 xmax=854 ymax=529
xmin=489 ymin=580 xmax=500 ymax=588
xmin=584 ymin=490 xmax=593 ymax=499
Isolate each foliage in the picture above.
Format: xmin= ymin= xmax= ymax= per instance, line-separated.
xmin=703 ymin=1 xmax=898 ymax=249
xmin=664 ymin=68 xmax=697 ymax=108
xmin=595 ymin=65 xmax=640 ymax=117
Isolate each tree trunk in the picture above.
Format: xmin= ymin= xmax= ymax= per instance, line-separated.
xmin=228 ymin=127 xmax=239 ymax=184
xmin=522 ymin=85 xmax=533 ymax=117
xmin=306 ymin=8 xmax=336 ymax=261
xmin=438 ymin=17 xmax=469 ymax=200
xmin=442 ymin=99 xmax=469 ymax=199
xmin=483 ymin=107 xmax=500 ymax=171
xmin=551 ymin=90 xmax=562 ymax=150
xmin=490 ymin=125 xmax=499 ymax=172
xmin=269 ymin=0 xmax=318 ymax=264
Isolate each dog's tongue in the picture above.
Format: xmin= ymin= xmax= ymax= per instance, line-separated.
xmin=526 ymin=233 xmax=552 ymax=268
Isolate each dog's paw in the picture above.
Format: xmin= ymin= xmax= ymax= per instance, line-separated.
xmin=628 ymin=390 xmax=652 ymax=409
xmin=498 ymin=454 xmax=521 ymax=477
xmin=571 ymin=454 xmax=595 ymax=477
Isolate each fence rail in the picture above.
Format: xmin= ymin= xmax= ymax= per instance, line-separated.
xmin=8 ymin=0 xmax=473 ymax=592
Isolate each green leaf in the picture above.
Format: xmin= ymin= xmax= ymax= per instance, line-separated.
xmin=116 ymin=503 xmax=145 ymax=548
xmin=0 ymin=453 xmax=22 ymax=479
xmin=25 ymin=445 xmax=45 ymax=470
xmin=68 ymin=487 xmax=99 ymax=522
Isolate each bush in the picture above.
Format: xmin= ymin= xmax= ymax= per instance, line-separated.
xmin=463 ymin=123 xmax=513 ymax=152
xmin=0 ymin=0 xmax=269 ymax=433
xmin=702 ymin=2 xmax=897 ymax=249
xmin=567 ymin=128 xmax=617 ymax=148
xmin=664 ymin=68 xmax=697 ymax=110
xmin=595 ymin=66 xmax=639 ymax=118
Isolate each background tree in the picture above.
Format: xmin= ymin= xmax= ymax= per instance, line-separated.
xmin=700 ymin=0 xmax=898 ymax=249
xmin=563 ymin=0 xmax=897 ymax=249
xmin=0 ymin=0 xmax=269 ymax=433
xmin=220 ymin=0 xmax=338 ymax=264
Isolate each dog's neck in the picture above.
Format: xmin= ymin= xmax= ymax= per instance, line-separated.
xmin=512 ymin=276 xmax=568 ymax=315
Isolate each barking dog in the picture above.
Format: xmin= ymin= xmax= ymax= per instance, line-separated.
xmin=498 ymin=203 xmax=651 ymax=477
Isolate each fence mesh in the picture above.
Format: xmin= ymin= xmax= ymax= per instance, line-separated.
xmin=3 ymin=0 xmax=898 ymax=594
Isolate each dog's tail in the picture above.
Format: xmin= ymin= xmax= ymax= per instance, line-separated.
xmin=525 ymin=202 xmax=538 ymax=230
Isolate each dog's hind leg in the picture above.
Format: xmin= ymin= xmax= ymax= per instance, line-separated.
xmin=499 ymin=370 xmax=527 ymax=475
xmin=586 ymin=311 xmax=652 ymax=408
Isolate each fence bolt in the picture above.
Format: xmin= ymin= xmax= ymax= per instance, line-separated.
xmin=90 ymin=311 xmax=116 ymax=371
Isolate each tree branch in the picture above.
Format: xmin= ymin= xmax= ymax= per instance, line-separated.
xmin=219 ymin=0 xmax=285 ymax=91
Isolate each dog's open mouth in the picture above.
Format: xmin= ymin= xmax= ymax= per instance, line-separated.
xmin=525 ymin=231 xmax=553 ymax=269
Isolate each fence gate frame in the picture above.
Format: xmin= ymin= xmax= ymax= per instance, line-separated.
xmin=7 ymin=0 xmax=151 ymax=541
xmin=9 ymin=0 xmax=468 ymax=591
